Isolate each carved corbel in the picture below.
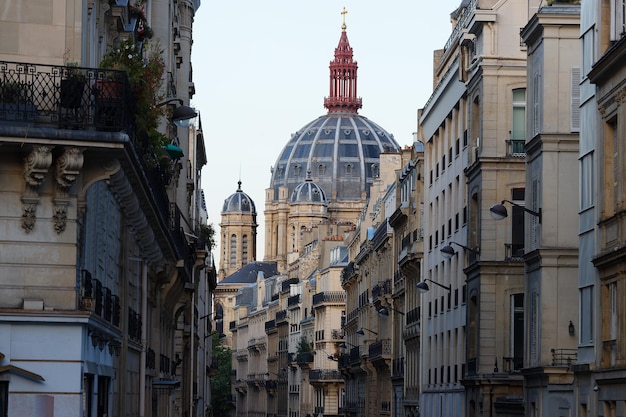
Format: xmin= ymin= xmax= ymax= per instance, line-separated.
xmin=21 ymin=196 xmax=39 ymax=233
xmin=21 ymin=146 xmax=53 ymax=233
xmin=53 ymin=198 xmax=71 ymax=234
xmin=23 ymin=146 xmax=53 ymax=191
xmin=55 ymin=147 xmax=84 ymax=192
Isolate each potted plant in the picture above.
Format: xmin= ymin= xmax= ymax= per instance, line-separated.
xmin=98 ymin=38 xmax=165 ymax=133
xmin=0 ymin=80 xmax=37 ymax=123
xmin=60 ymin=62 xmax=87 ymax=109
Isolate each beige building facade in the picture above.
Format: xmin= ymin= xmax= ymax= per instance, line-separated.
xmin=583 ymin=0 xmax=626 ymax=412
xmin=520 ymin=5 xmax=581 ymax=415
xmin=417 ymin=0 xmax=543 ymax=415
xmin=0 ymin=1 xmax=211 ymax=417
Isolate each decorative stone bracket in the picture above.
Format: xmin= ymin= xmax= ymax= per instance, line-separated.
xmin=22 ymin=146 xmax=53 ymax=233
xmin=21 ymin=146 xmax=84 ymax=233
xmin=53 ymin=198 xmax=71 ymax=234
xmin=23 ymin=145 xmax=53 ymax=190
xmin=55 ymin=147 xmax=84 ymax=191
xmin=21 ymin=196 xmax=40 ymax=233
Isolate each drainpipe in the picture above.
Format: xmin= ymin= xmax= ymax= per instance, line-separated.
xmin=140 ymin=260 xmax=148 ymax=417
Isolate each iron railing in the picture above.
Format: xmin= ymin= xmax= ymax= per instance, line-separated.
xmin=506 ymin=139 xmax=526 ymax=157
xmin=0 ymin=60 xmax=133 ymax=131
xmin=551 ymin=348 xmax=577 ymax=367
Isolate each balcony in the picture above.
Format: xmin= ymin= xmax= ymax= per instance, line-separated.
xmin=372 ymin=280 xmax=392 ymax=300
xmin=0 ymin=61 xmax=198 ymax=281
xmin=551 ymin=348 xmax=577 ymax=367
xmin=287 ymin=294 xmax=300 ymax=307
xmin=296 ymin=352 xmax=314 ymax=367
xmin=341 ymin=262 xmax=357 ymax=285
xmin=0 ymin=61 xmax=133 ymax=131
xmin=265 ymin=319 xmax=276 ymax=332
xmin=275 ymin=309 xmax=288 ymax=323
xmin=505 ymin=243 xmax=524 ymax=261
xmin=348 ymin=346 xmax=361 ymax=366
xmin=281 ymin=277 xmax=299 ymax=292
xmin=309 ymin=369 xmax=342 ymax=385
xmin=372 ymin=219 xmax=391 ymax=250
xmin=312 ymin=291 xmax=346 ymax=306
xmin=506 ymin=139 xmax=526 ymax=157
xmin=369 ymin=339 xmax=392 ymax=363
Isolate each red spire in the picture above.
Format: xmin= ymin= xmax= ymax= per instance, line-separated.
xmin=324 ymin=8 xmax=362 ymax=114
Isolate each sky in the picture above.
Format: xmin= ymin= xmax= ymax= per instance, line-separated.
xmin=191 ymin=0 xmax=460 ymax=266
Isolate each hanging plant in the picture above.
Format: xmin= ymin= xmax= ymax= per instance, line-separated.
xmin=99 ymin=38 xmax=165 ymax=136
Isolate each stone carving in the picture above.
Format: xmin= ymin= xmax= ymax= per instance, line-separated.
xmin=53 ymin=198 xmax=71 ymax=234
xmin=23 ymin=146 xmax=53 ymax=189
xmin=21 ymin=196 xmax=39 ymax=233
xmin=55 ymin=147 xmax=84 ymax=191
xmin=21 ymin=146 xmax=53 ymax=233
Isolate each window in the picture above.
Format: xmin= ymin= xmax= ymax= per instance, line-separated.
xmin=511 ymin=294 xmax=524 ymax=370
xmin=97 ymin=376 xmax=110 ymax=417
xmin=318 ymin=163 xmax=326 ymax=176
xmin=512 ymin=88 xmax=526 ymax=140
xmin=229 ymin=234 xmax=237 ymax=268
xmin=242 ymin=235 xmax=249 ymax=265
xmin=532 ymin=71 xmax=542 ymax=136
xmin=0 ymin=382 xmax=7 ymax=417
xmin=610 ymin=0 xmax=626 ymax=41
xmin=345 ymin=163 xmax=353 ymax=176
xmin=529 ymin=289 xmax=539 ymax=367
xmin=609 ymin=282 xmax=618 ymax=340
xmin=580 ymin=285 xmax=593 ymax=344
xmin=571 ymin=67 xmax=581 ymax=132
xmin=468 ymin=293 xmax=478 ymax=373
xmin=580 ymin=153 xmax=594 ymax=210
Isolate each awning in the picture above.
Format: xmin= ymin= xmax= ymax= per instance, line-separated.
xmin=163 ymin=144 xmax=184 ymax=159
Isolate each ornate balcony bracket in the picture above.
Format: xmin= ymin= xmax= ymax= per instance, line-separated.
xmin=21 ymin=146 xmax=54 ymax=233
xmin=55 ymin=147 xmax=84 ymax=191
xmin=24 ymin=145 xmax=53 ymax=190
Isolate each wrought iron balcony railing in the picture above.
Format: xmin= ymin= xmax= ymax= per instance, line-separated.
xmin=0 ymin=60 xmax=133 ymax=132
xmin=506 ymin=139 xmax=526 ymax=157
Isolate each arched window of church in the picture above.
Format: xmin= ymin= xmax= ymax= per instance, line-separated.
xmin=318 ymin=164 xmax=326 ymax=176
xmin=242 ymin=235 xmax=248 ymax=265
xmin=229 ymin=234 xmax=237 ymax=268
xmin=294 ymin=164 xmax=302 ymax=177
xmin=345 ymin=163 xmax=353 ymax=176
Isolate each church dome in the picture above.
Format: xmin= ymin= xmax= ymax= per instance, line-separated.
xmin=269 ymin=21 xmax=399 ymax=202
xmin=291 ymin=174 xmax=327 ymax=205
xmin=222 ymin=181 xmax=256 ymax=214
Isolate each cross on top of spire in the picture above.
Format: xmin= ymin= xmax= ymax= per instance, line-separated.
xmin=323 ymin=8 xmax=363 ymax=114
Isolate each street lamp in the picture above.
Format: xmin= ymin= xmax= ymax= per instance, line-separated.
xmin=199 ymin=312 xmax=223 ymax=321
xmin=155 ymin=98 xmax=197 ymax=128
xmin=489 ymin=199 xmax=542 ymax=223
xmin=356 ymin=327 xmax=378 ymax=336
xmin=378 ymin=306 xmax=405 ymax=316
xmin=416 ymin=278 xmax=451 ymax=294
xmin=440 ymin=242 xmax=480 ymax=259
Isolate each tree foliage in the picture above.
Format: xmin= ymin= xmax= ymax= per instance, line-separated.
xmin=210 ymin=332 xmax=232 ymax=417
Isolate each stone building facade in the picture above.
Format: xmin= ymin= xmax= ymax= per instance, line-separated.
xmin=0 ymin=1 xmax=212 ymax=417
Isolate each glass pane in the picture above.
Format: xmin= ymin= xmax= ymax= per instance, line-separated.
xmin=512 ymin=107 xmax=526 ymax=140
